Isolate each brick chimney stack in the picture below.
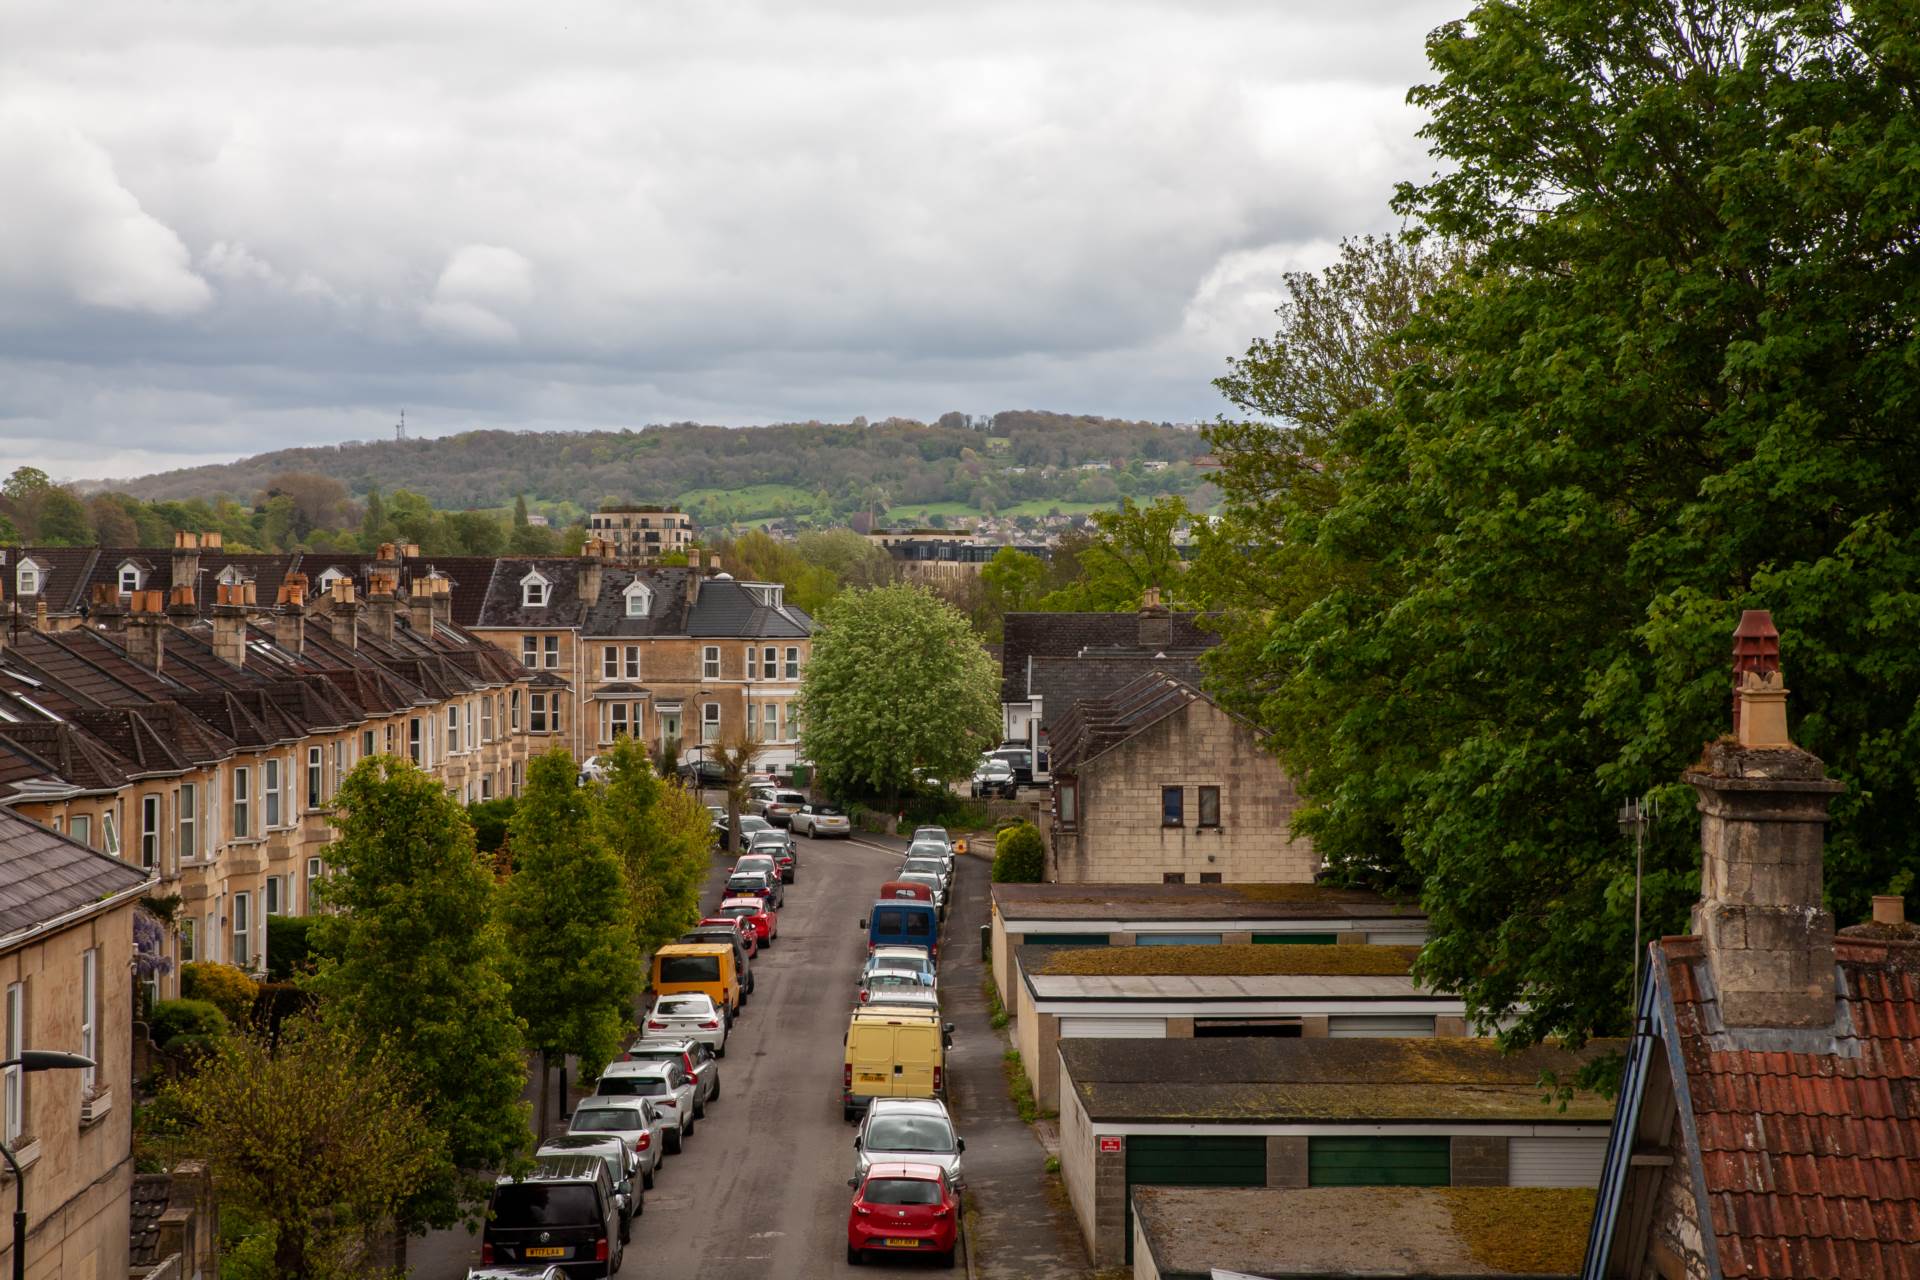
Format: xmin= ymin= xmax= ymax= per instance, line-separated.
xmin=211 ymin=582 xmax=249 ymax=668
xmin=1137 ymin=587 xmax=1171 ymax=650
xmin=90 ymin=584 xmax=127 ymax=634
xmin=125 ymin=589 xmax=168 ymax=671
xmin=324 ymin=578 xmax=359 ymax=647
xmin=275 ymin=577 xmax=308 ymax=654
xmin=1683 ymin=610 xmax=1843 ymax=1030
xmin=364 ymin=570 xmax=399 ymax=644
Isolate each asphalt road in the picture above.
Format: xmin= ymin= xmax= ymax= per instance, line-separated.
xmin=414 ymin=825 xmax=985 ymax=1280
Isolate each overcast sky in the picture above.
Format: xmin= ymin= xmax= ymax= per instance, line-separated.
xmin=1 ymin=0 xmax=1460 ymax=481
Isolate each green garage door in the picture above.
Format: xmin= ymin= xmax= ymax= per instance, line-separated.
xmin=1253 ymin=932 xmax=1340 ymax=945
xmin=1309 ymin=1136 xmax=1450 ymax=1186
xmin=1123 ymin=1135 xmax=1265 ymax=1261
xmin=1021 ymin=933 xmax=1109 ymax=947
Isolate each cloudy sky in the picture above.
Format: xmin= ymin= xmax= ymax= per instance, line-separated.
xmin=1 ymin=0 xmax=1459 ymax=481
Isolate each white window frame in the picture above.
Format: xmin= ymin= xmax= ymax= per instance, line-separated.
xmin=80 ymin=949 xmax=97 ymax=1093
xmin=624 ymin=645 xmax=640 ymax=679
xmin=232 ymin=766 xmax=251 ymax=839
xmin=307 ymin=747 xmax=323 ymax=809
xmin=481 ymin=696 xmax=494 ymax=742
xmin=448 ymin=704 xmax=461 ymax=753
xmin=530 ymin=693 xmax=549 ymax=734
xmin=785 ymin=646 xmax=800 ymax=679
xmin=232 ymin=892 xmax=252 ymax=970
xmin=607 ymin=702 xmax=629 ymax=741
xmin=765 ymin=702 xmax=780 ymax=741
xmin=16 ymin=564 xmax=39 ymax=597
xmin=409 ymin=718 xmax=423 ymax=764
xmin=179 ymin=918 xmax=196 ymax=964
xmin=3 ymin=982 xmax=22 ymax=1143
xmin=177 ymin=784 xmax=197 ymax=861
xmin=522 ymin=636 xmax=539 ymax=668
xmin=602 ymin=646 xmax=619 ymax=679
xmin=511 ymin=690 xmax=522 ymax=731
xmin=69 ymin=813 xmax=93 ymax=848
xmin=141 ymin=795 xmax=160 ymax=869
xmin=264 ymin=759 xmax=282 ymax=828
xmin=625 ymin=584 xmax=651 ymax=617
xmin=306 ymin=857 xmax=324 ymax=911
xmin=703 ymin=646 xmax=721 ymax=679
xmin=746 ymin=646 xmax=758 ymax=680
xmin=266 ymin=875 xmax=283 ymax=916
xmin=544 ymin=635 xmax=560 ymax=668
xmin=764 ymin=646 xmax=777 ymax=680
xmin=118 ymin=564 xmax=141 ymax=594
xmin=702 ymin=702 xmax=721 ymax=744
xmin=520 ymin=571 xmax=551 ymax=608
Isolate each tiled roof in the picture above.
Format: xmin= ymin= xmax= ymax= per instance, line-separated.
xmin=686 ymin=579 xmax=812 ymax=638
xmin=581 ymin=568 xmax=694 ymax=637
xmin=1661 ymin=934 xmax=1920 ymax=1278
xmin=128 ymin=1174 xmax=173 ymax=1266
xmin=990 ymin=880 xmax=1424 ymax=923
xmin=1025 ymin=652 xmax=1207 ymax=739
xmin=0 ymin=722 xmax=132 ymax=792
xmin=1048 ymin=668 xmax=1213 ymax=771
xmin=6 ymin=547 xmax=102 ymax=612
xmin=0 ymin=804 xmax=149 ymax=943
xmin=999 ymin=609 xmax=1216 ymax=704
xmin=474 ymin=557 xmax=591 ymax=629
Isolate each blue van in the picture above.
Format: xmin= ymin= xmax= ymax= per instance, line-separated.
xmin=861 ymin=900 xmax=940 ymax=965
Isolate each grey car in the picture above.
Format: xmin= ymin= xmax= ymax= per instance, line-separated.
xmin=897 ymin=870 xmax=947 ymax=918
xmin=899 ymin=855 xmax=952 ymax=893
xmin=853 ymin=1097 xmax=966 ymax=1188
xmin=567 ymin=1098 xmax=669 ymax=1188
xmin=535 ymin=1134 xmax=641 ymax=1238
xmin=596 ymin=1059 xmax=698 ymax=1153
xmin=620 ymin=1037 xmax=720 ymax=1116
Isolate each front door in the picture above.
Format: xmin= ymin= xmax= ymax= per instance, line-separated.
xmin=658 ymin=711 xmax=681 ymax=752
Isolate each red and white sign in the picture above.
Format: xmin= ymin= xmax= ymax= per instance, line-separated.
xmin=1098 ymin=1136 xmax=1123 ymax=1154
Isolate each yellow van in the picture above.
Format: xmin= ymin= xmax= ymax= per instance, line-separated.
xmin=651 ymin=943 xmax=741 ymax=1020
xmin=842 ymin=1004 xmax=953 ymax=1122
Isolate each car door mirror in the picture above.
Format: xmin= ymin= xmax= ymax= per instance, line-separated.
xmin=956 ymin=1138 xmax=965 ymax=1152
xmin=847 ymin=1177 xmax=859 ymax=1189
xmin=853 ymin=1136 xmax=862 ymax=1148
xmin=858 ymin=918 xmax=868 ymax=929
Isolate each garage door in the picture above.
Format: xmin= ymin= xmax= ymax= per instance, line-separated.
xmin=1060 ymin=1016 xmax=1166 ymax=1039
xmin=1253 ymin=932 xmax=1340 ymax=945
xmin=1509 ymin=1137 xmax=1607 ymax=1187
xmin=1309 ymin=1136 xmax=1450 ymax=1186
xmin=1124 ymin=1135 xmax=1265 ymax=1261
xmin=1137 ymin=932 xmax=1223 ymax=945
xmin=1021 ymin=932 xmax=1110 ymax=947
xmin=1326 ymin=1014 xmax=1437 ymax=1037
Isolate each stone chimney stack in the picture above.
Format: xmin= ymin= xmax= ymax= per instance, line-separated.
xmin=211 ymin=582 xmax=249 ymax=668
xmin=167 ymin=583 xmax=197 ymax=631
xmin=580 ymin=539 xmax=609 ymax=607
xmin=1137 ymin=587 xmax=1171 ymax=650
xmin=34 ymin=599 xmax=50 ymax=633
xmin=1683 ymin=610 xmax=1843 ymax=1030
xmin=125 ymin=590 xmax=168 ymax=671
xmin=170 ymin=531 xmax=202 ymax=595
xmin=364 ymin=570 xmax=399 ymax=644
xmin=324 ymin=578 xmax=359 ymax=647
xmin=407 ymin=577 xmax=435 ymax=634
xmin=431 ymin=575 xmax=452 ymax=628
xmin=90 ymin=584 xmax=127 ymax=634
xmin=275 ymin=577 xmax=308 ymax=654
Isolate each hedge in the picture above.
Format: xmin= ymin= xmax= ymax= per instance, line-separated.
xmin=149 ymin=999 xmax=229 ymax=1048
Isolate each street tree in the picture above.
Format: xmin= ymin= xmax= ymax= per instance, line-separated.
xmin=1201 ymin=0 xmax=1920 ymax=1087
xmin=163 ymin=1012 xmax=441 ymax=1280
xmin=1040 ymin=497 xmax=1192 ymax=611
xmin=977 ymin=547 xmax=1047 ymax=640
xmin=708 ymin=730 xmax=763 ymax=855
xmin=794 ymin=583 xmax=1000 ymax=805
xmin=307 ymin=757 xmax=530 ymax=1230
xmin=501 ymin=748 xmax=644 ymax=1131
xmin=592 ymin=738 xmax=712 ymax=954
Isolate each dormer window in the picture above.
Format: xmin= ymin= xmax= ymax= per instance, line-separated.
xmin=521 ymin=570 xmax=551 ymax=608
xmin=746 ymin=583 xmax=784 ymax=608
xmin=316 ymin=568 xmax=346 ymax=593
xmin=624 ymin=581 xmax=652 ymax=618
xmin=16 ymin=561 xmax=42 ymax=597
xmin=217 ymin=565 xmax=245 ymax=587
xmin=118 ymin=563 xmax=143 ymax=595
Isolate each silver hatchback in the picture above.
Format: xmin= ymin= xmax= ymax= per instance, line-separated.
xmin=853 ymin=1097 xmax=965 ymax=1189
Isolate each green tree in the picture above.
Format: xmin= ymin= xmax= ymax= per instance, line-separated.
xmin=794 ymin=583 xmax=999 ymax=805
xmin=1203 ymin=0 xmax=1920 ymax=1087
xmin=446 ymin=509 xmax=507 ymax=556
xmin=500 ymin=748 xmax=643 ymax=1132
xmin=512 ymin=494 xmax=530 ymax=528
xmin=361 ymin=487 xmax=390 ymax=544
xmin=990 ymin=822 xmax=1046 ymax=883
xmin=1040 ymin=497 xmax=1191 ymax=611
xmin=161 ymin=1013 xmax=440 ymax=1279
xmin=307 ymin=758 xmax=529 ymax=1230
xmin=592 ymin=738 xmax=710 ymax=955
xmin=977 ymin=547 xmax=1048 ymax=640
xmin=34 ymin=486 xmax=92 ymax=546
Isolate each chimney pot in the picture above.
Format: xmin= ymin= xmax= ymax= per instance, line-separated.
xmin=202 ymin=531 xmax=222 ymax=550
xmin=1872 ymin=895 xmax=1907 ymax=927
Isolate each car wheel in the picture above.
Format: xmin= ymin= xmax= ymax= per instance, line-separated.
xmin=666 ymin=1126 xmax=683 ymax=1155
xmin=711 ymin=1075 xmax=721 ymax=1100
xmin=941 ymin=1247 xmax=956 ymax=1269
xmin=642 ymin=1167 xmax=654 ymax=1190
xmin=620 ymin=1212 xmax=631 ymax=1245
xmin=843 ymin=1102 xmax=856 ymax=1122
xmin=685 ymin=1111 xmax=697 ymax=1138
xmin=846 ymin=1245 xmax=863 ymax=1266
xmin=694 ymin=1096 xmax=706 ymax=1119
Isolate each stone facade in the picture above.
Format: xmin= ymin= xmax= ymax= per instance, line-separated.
xmin=586 ymin=507 xmax=694 ymax=562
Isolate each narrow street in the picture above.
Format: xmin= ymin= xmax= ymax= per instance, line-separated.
xmin=413 ymin=823 xmax=1085 ymax=1280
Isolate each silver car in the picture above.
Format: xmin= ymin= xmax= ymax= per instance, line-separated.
xmin=643 ymin=992 xmax=730 ymax=1055
xmin=596 ymin=1060 xmax=698 ymax=1153
xmin=466 ymin=1268 xmax=566 ymax=1280
xmin=860 ymin=968 xmax=938 ymax=1007
xmin=863 ymin=947 xmax=936 ymax=987
xmin=535 ymin=1134 xmax=640 ymax=1237
xmin=854 ymin=1098 xmax=965 ymax=1188
xmin=897 ymin=870 xmax=947 ymax=918
xmin=791 ymin=803 xmax=851 ymax=838
xmin=567 ymin=1098 xmax=668 ymax=1188
xmin=911 ymin=827 xmax=953 ymax=852
xmin=622 ymin=1038 xmax=720 ymax=1116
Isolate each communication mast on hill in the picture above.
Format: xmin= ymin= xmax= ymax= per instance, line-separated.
xmin=396 ymin=409 xmax=407 ymax=442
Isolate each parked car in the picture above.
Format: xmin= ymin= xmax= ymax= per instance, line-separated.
xmin=565 ymin=1099 xmax=666 ymax=1189
xmin=642 ymin=991 xmax=730 ymax=1055
xmin=649 ymin=944 xmax=741 ymax=1024
xmin=715 ymin=811 xmax=780 ymax=852
xmin=468 ymin=1267 xmax=568 ymax=1280
xmin=984 ymin=747 xmax=1034 ymax=786
xmin=679 ymin=758 xmax=730 ymax=787
xmin=905 ymin=839 xmax=955 ymax=873
xmin=911 ymin=827 xmax=952 ymax=851
xmin=481 ymin=1154 xmax=625 ymax=1276
xmin=748 ymin=830 xmax=798 ymax=881
xmin=725 ymin=868 xmax=779 ymax=906
xmin=791 ymin=803 xmax=851 ymax=838
xmin=621 ymin=1037 xmax=720 ymax=1116
xmin=730 ymin=854 xmax=785 ymax=907
xmin=863 ymin=947 xmax=937 ymax=988
xmin=597 ymin=1059 xmax=698 ymax=1153
xmin=854 ymin=1098 xmax=965 ymax=1188
xmin=692 ymin=915 xmax=758 ymax=961
xmin=845 ymin=1162 xmax=960 ymax=1267
xmin=756 ymin=789 xmax=809 ymax=826
xmin=970 ymin=759 xmax=1017 ymax=798
xmin=859 ymin=968 xmax=939 ymax=1007
xmin=896 ymin=871 xmax=947 ymax=919
xmin=717 ymin=896 xmax=777 ymax=948
xmin=861 ymin=899 xmax=940 ymax=964
xmin=534 ymin=1135 xmax=641 ymax=1238
xmin=899 ymin=855 xmax=952 ymax=892
xmin=842 ymin=1005 xmax=952 ymax=1121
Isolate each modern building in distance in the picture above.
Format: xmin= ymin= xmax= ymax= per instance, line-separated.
xmin=587 ymin=506 xmax=695 ymax=562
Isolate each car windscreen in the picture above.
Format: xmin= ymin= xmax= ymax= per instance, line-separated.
xmin=866 ymin=1116 xmax=956 ymax=1153
xmin=868 ymin=974 xmax=924 ymax=989
xmin=657 ymin=955 xmax=720 ymax=983
xmin=901 ymin=863 xmax=945 ymax=879
xmin=491 ymin=1183 xmax=601 ymax=1227
xmin=598 ymin=1076 xmax=669 ymax=1097
xmin=570 ymin=1107 xmax=643 ymax=1133
xmin=863 ymin=1177 xmax=944 ymax=1205
xmin=907 ymin=844 xmax=948 ymax=859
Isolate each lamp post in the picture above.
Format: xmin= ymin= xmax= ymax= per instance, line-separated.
xmin=1 ymin=1050 xmax=94 ymax=1280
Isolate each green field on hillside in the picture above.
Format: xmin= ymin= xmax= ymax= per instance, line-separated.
xmin=677 ymin=484 xmax=818 ymax=518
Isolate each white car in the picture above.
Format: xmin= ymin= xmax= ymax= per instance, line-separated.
xmin=854 ymin=1097 xmax=966 ymax=1188
xmin=567 ymin=1097 xmax=669 ymax=1188
xmin=859 ymin=968 xmax=939 ymax=1007
xmin=791 ymin=803 xmax=851 ymax=838
xmin=643 ymin=992 xmax=729 ymax=1055
xmin=596 ymin=1060 xmax=699 ymax=1153
xmin=862 ymin=948 xmax=937 ymax=988
xmin=622 ymin=1038 xmax=720 ymax=1116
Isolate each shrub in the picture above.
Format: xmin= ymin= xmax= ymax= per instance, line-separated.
xmin=467 ymin=797 xmax=518 ymax=854
xmin=990 ymin=821 xmax=1046 ymax=883
xmin=251 ymin=981 xmax=316 ymax=1035
xmin=180 ymin=962 xmax=260 ymax=1026
xmin=148 ymin=999 xmax=229 ymax=1048
xmin=264 ymin=915 xmax=323 ymax=980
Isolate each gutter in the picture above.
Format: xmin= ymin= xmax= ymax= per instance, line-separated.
xmin=0 ymin=874 xmax=157 ymax=957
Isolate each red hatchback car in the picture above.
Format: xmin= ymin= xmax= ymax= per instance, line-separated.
xmin=717 ymin=896 xmax=777 ymax=946
xmin=846 ymin=1161 xmax=959 ymax=1267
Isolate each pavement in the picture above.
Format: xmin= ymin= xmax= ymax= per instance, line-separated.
xmin=411 ymin=822 xmax=1089 ymax=1279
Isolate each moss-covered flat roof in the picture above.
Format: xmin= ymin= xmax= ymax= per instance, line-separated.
xmin=992 ymin=880 xmax=1425 ymax=922
xmin=1032 ymin=942 xmax=1420 ymax=978
xmin=1061 ymin=1037 xmax=1619 ymax=1124
xmin=1132 ymin=1186 xmax=1595 ymax=1278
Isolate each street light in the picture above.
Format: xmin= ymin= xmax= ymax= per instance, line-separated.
xmin=1 ymin=1051 xmax=94 ymax=1280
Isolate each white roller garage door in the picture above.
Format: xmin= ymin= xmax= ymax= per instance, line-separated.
xmin=1060 ymin=1016 xmax=1167 ymax=1039
xmin=1508 ymin=1137 xmax=1607 ymax=1187
xmin=1326 ymin=1015 xmax=1437 ymax=1038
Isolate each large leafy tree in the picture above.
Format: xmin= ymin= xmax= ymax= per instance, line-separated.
xmin=1205 ymin=0 xmax=1920 ymax=1083
xmin=308 ymin=758 xmax=530 ymax=1229
xmin=795 ymin=583 xmax=1000 ymax=803
xmin=501 ymin=748 xmax=644 ymax=1131
xmin=161 ymin=1013 xmax=440 ymax=1280
xmin=1040 ymin=497 xmax=1193 ymax=611
xmin=592 ymin=737 xmax=712 ymax=953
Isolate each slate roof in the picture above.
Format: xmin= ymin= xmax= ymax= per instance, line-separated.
xmin=0 ymin=736 xmax=74 ymax=803
xmin=1024 ymin=653 xmax=1207 ymax=743
xmin=0 ymin=804 xmax=149 ymax=944
xmin=1048 ymin=668 xmax=1221 ymax=772
xmin=1656 ymin=933 xmax=1920 ymax=1278
xmin=0 ymin=722 xmax=132 ymax=792
xmin=128 ymin=1174 xmax=173 ymax=1267
xmin=580 ymin=568 xmax=694 ymax=637
xmin=473 ymin=557 xmax=591 ymax=629
xmin=686 ymin=578 xmax=813 ymax=638
xmin=5 ymin=547 xmax=102 ymax=612
xmin=1060 ymin=1037 xmax=1617 ymax=1125
xmin=999 ymin=608 xmax=1216 ymax=705
xmin=991 ymin=880 xmax=1425 ymax=924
